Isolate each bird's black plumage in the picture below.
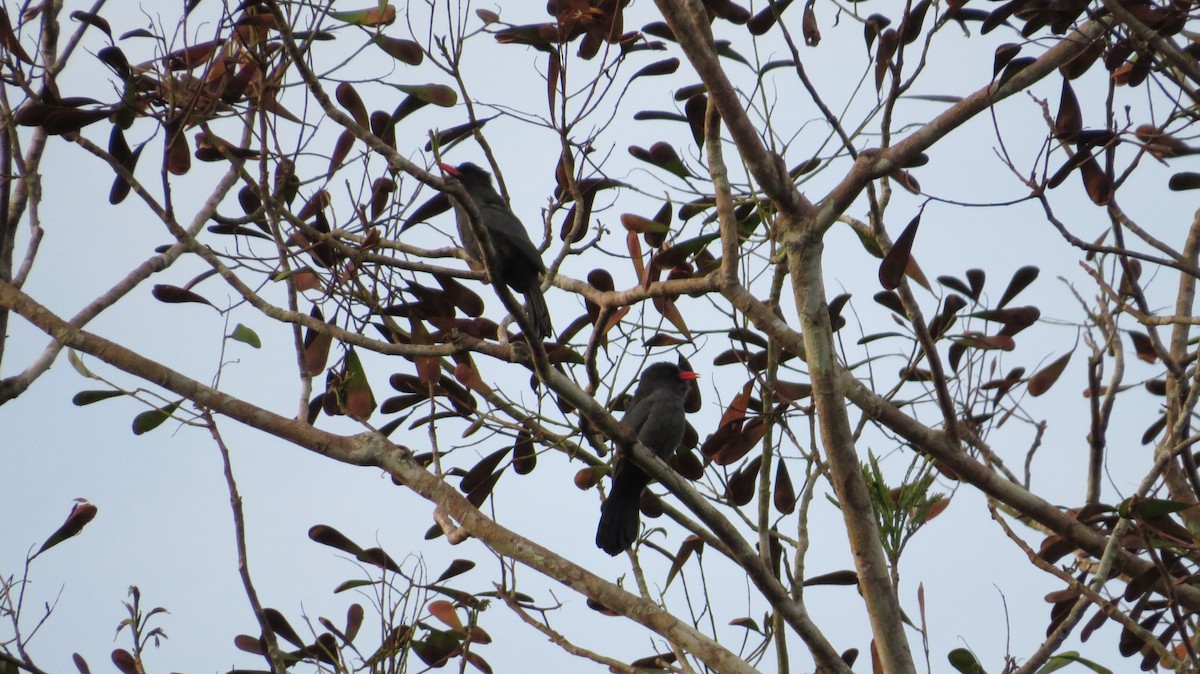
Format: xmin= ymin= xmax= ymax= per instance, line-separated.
xmin=440 ymin=162 xmax=552 ymax=339
xmin=596 ymin=362 xmax=699 ymax=556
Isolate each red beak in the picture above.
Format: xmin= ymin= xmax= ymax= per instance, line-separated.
xmin=438 ymin=162 xmax=459 ymax=177
xmin=679 ymin=371 xmax=700 ymax=380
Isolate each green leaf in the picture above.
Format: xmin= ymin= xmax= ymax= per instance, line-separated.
xmin=72 ymin=390 xmax=126 ymax=406
xmin=715 ymin=42 xmax=751 ymax=66
xmin=903 ymin=94 xmax=964 ymax=104
xmin=948 ymin=648 xmax=988 ymax=674
xmin=1034 ymin=652 xmax=1112 ymax=674
xmin=132 ymin=400 xmax=181 ymax=435
xmin=342 ymin=348 xmax=376 ymax=421
xmin=334 ymin=579 xmax=380 ymax=593
xmin=68 ymin=350 xmax=97 ymax=379
xmin=394 ymin=83 xmax=457 ymax=107
xmin=729 ymin=617 xmax=762 ymax=633
xmin=651 ymin=233 xmax=719 ymax=270
xmin=230 ymin=323 xmax=261 ymax=348
xmin=1118 ymin=497 xmax=1192 ymax=519
xmin=329 ymin=3 xmax=395 ymax=26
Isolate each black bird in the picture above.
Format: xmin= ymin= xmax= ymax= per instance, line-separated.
xmin=596 ymin=362 xmax=700 ymax=555
xmin=439 ymin=162 xmax=552 ymax=339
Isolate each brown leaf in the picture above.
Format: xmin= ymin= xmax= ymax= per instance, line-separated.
xmin=773 ymin=380 xmax=812 ymax=402
xmin=165 ymin=123 xmax=191 ymax=175
xmin=0 ymin=10 xmax=33 ymax=64
xmin=1078 ymin=154 xmax=1112 ymax=205
xmin=151 ymin=284 xmax=214 ymax=308
xmin=453 ymin=358 xmax=494 ymax=396
xmin=631 ymin=57 xmax=680 ymax=81
xmin=879 ymin=213 xmax=921 ymax=290
xmin=108 ymin=142 xmax=144 ymax=205
xmin=651 ymin=296 xmax=692 ymax=341
xmin=1061 ymin=36 xmax=1103 ymax=79
xmin=465 ymin=468 xmax=503 ymax=508
xmin=627 ymin=231 xmax=645 ymax=283
xmin=303 ymin=324 xmax=333 ymax=377
xmin=1055 ymin=78 xmax=1082 ymax=139
xmin=900 ymin=0 xmax=929 ymax=44
xmin=335 ymin=82 xmax=369 ymax=128
xmin=574 ymin=466 xmax=602 ymax=489
xmin=1128 ymin=331 xmax=1156 ymax=363
xmin=996 ymin=265 xmax=1039 ymax=308
xmin=668 ymin=447 xmax=705 ymax=480
xmin=428 ymin=600 xmax=463 ymax=631
xmin=620 ymin=213 xmax=670 ymax=235
xmin=645 ymin=333 xmax=689 ymax=347
xmin=461 ymin=448 xmax=508 ymax=494
xmin=373 ymin=35 xmax=423 ymax=65
xmin=726 ymin=454 xmax=762 ymax=506
xmin=1028 ymin=351 xmax=1072 ymax=396
xmin=965 ymin=268 xmax=985 ymax=299
xmin=993 ymin=43 xmax=1021 ymax=77
xmin=748 ymin=0 xmax=795 ymax=35
xmin=426 ymin=117 xmax=496 ymax=152
xmin=718 ymin=380 xmax=754 ymax=429
xmin=1136 ymin=124 xmax=1192 ymax=159
xmin=802 ymin=0 xmax=820 ymax=46
xmin=512 ymin=432 xmax=536 ymax=475
xmin=710 ymin=416 xmax=768 ymax=465
xmin=297 ymin=189 xmax=332 ymax=221
xmin=950 ymin=332 xmax=1015 ymax=351
xmin=664 ymin=535 xmax=704 ymax=589
xmin=36 ymin=500 xmax=98 ymax=556
xmin=111 ymin=650 xmax=137 ymax=674
xmin=370 ymin=110 xmax=397 ymax=149
xmin=774 ymin=460 xmax=796 ymax=514
xmin=369 ymin=178 xmax=396 ymax=220
xmin=874 ymin=29 xmax=898 ymax=91
xmin=163 ymin=39 xmax=224 ymax=70
xmin=329 ymin=129 xmax=355 ymax=174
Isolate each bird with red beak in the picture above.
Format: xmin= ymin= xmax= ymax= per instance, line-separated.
xmin=439 ymin=162 xmax=552 ymax=339
xmin=596 ymin=362 xmax=701 ymax=555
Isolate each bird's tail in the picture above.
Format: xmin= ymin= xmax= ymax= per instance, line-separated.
xmin=523 ymin=286 xmax=553 ymax=340
xmin=595 ymin=467 xmax=648 ymax=556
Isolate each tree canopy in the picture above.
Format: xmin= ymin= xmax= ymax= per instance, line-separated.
xmin=4 ymin=0 xmax=1200 ymax=673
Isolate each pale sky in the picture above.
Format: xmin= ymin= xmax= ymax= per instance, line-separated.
xmin=2 ymin=1 xmax=1187 ymax=672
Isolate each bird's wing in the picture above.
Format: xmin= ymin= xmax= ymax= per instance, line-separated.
xmin=620 ymin=391 xmax=657 ymax=436
xmin=477 ymin=198 xmax=546 ymax=274
xmin=636 ymin=391 xmax=685 ymax=453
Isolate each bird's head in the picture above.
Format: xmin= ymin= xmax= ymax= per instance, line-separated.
xmin=438 ymin=162 xmax=493 ymax=188
xmin=637 ymin=362 xmax=700 ymax=398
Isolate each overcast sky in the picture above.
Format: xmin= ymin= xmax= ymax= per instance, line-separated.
xmin=2 ymin=1 xmax=1190 ymax=672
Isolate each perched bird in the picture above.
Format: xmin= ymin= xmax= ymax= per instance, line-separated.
xmin=439 ymin=162 xmax=552 ymax=339
xmin=596 ymin=362 xmax=700 ymax=556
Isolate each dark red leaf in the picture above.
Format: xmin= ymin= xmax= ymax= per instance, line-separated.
xmin=335 ymin=82 xmax=369 ymax=127
xmin=996 ymin=265 xmax=1039 ymax=308
xmin=1028 ymin=351 xmax=1072 ymax=396
xmin=879 ymin=213 xmax=921 ymax=290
